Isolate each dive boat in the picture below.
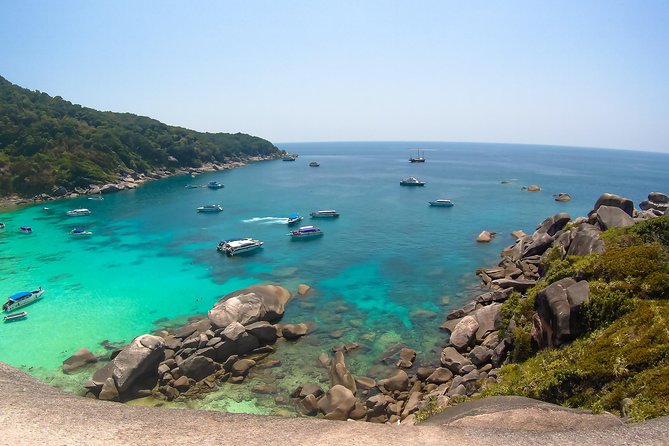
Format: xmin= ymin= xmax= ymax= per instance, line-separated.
xmin=409 ymin=149 xmax=426 ymax=163
xmin=400 ymin=176 xmax=425 ymax=186
xmin=287 ymin=214 xmax=304 ymax=226
xmin=207 ymin=181 xmax=224 ymax=189
xmin=4 ymin=311 xmax=27 ymax=322
xmin=289 ymin=226 xmax=323 ymax=239
xmin=2 ymin=287 xmax=44 ymax=312
xmin=429 ymin=199 xmax=454 ymax=207
xmin=197 ymin=204 xmax=223 ymax=213
xmin=217 ymin=238 xmax=264 ymax=256
xmin=310 ymin=210 xmax=339 ymax=218
xmin=70 ymin=228 xmax=93 ymax=235
xmin=309 ymin=161 xmax=320 ymax=167
xmin=19 ymin=226 xmax=32 ymax=234
xmin=66 ymin=208 xmax=91 ymax=216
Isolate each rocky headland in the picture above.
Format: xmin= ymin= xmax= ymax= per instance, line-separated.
xmin=58 ymin=190 xmax=669 ymax=426
xmin=0 ymin=154 xmax=282 ymax=209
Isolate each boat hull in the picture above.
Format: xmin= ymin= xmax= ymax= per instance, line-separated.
xmin=400 ymin=182 xmax=425 ymax=186
xmin=4 ymin=311 xmax=27 ymax=322
xmin=429 ymin=201 xmax=454 ymax=207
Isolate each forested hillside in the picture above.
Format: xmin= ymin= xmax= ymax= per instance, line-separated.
xmin=0 ymin=76 xmax=281 ymax=196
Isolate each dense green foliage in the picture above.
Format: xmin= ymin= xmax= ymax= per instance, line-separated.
xmin=0 ymin=76 xmax=280 ymax=195
xmin=487 ymin=216 xmax=669 ymax=420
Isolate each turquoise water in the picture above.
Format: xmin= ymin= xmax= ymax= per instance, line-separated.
xmin=1 ymin=142 xmax=668 ymax=411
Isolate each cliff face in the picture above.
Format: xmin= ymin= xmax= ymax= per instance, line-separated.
xmin=0 ymin=75 xmax=281 ymax=196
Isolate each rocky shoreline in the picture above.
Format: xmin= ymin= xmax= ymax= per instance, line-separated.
xmin=59 ymin=191 xmax=668 ymax=424
xmin=0 ymin=153 xmax=282 ymax=210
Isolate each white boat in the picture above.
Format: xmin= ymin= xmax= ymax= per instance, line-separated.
xmin=400 ymin=176 xmax=425 ymax=186
xmin=70 ymin=228 xmax=93 ymax=235
xmin=0 ymin=222 xmax=4 ymax=229
xmin=289 ymin=226 xmax=323 ymax=239
xmin=310 ymin=210 xmax=340 ymax=218
xmin=19 ymin=226 xmax=32 ymax=234
xmin=87 ymin=195 xmax=104 ymax=201
xmin=287 ymin=214 xmax=304 ymax=226
xmin=197 ymin=204 xmax=223 ymax=213
xmin=2 ymin=287 xmax=44 ymax=313
xmin=217 ymin=238 xmax=264 ymax=256
xmin=429 ymin=199 xmax=454 ymax=207
xmin=66 ymin=208 xmax=91 ymax=216
xmin=409 ymin=149 xmax=426 ymax=163
xmin=283 ymin=154 xmax=297 ymax=161
xmin=207 ymin=181 xmax=224 ymax=189
xmin=4 ymin=311 xmax=27 ymax=322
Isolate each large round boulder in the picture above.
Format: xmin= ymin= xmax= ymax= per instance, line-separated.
xmin=111 ymin=334 xmax=165 ymax=393
xmin=593 ymin=193 xmax=634 ymax=217
xmin=208 ymin=285 xmax=292 ymax=329
xmin=449 ymin=315 xmax=479 ymax=351
xmin=62 ymin=348 xmax=98 ymax=374
xmin=317 ymin=385 xmax=356 ymax=421
xmin=596 ymin=205 xmax=635 ymax=230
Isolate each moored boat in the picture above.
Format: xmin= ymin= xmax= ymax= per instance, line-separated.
xmin=309 ymin=161 xmax=320 ymax=167
xmin=287 ymin=214 xmax=304 ymax=226
xmin=400 ymin=176 xmax=425 ymax=186
xmin=0 ymin=222 xmax=4 ymax=229
xmin=87 ymin=195 xmax=104 ymax=201
xmin=66 ymin=208 xmax=92 ymax=216
xmin=2 ymin=287 xmax=44 ymax=312
xmin=217 ymin=238 xmax=264 ymax=256
xmin=283 ymin=154 xmax=298 ymax=161
xmin=197 ymin=204 xmax=223 ymax=213
xmin=310 ymin=210 xmax=340 ymax=218
xmin=428 ymin=199 xmax=454 ymax=207
xmin=289 ymin=225 xmax=323 ymax=239
xmin=4 ymin=311 xmax=27 ymax=322
xmin=70 ymin=228 xmax=93 ymax=235
xmin=207 ymin=181 xmax=224 ymax=189
xmin=19 ymin=226 xmax=32 ymax=234
xmin=409 ymin=149 xmax=426 ymax=163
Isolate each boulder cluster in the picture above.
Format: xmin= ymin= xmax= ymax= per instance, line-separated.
xmin=79 ymin=285 xmax=304 ymax=402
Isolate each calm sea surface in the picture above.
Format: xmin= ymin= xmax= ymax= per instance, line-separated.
xmin=1 ymin=142 xmax=668 ymax=413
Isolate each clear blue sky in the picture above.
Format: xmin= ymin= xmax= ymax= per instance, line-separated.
xmin=2 ymin=1 xmax=669 ymax=152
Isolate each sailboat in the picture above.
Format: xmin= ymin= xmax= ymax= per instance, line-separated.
xmin=409 ymin=149 xmax=425 ymax=163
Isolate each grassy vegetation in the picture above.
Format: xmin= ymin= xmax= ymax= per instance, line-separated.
xmin=485 ymin=216 xmax=669 ymax=420
xmin=0 ymin=75 xmax=281 ymax=196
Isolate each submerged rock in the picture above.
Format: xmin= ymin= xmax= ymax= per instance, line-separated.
xmin=62 ymin=348 xmax=98 ymax=374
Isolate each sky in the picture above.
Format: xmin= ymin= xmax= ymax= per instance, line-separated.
xmin=1 ymin=1 xmax=669 ymax=152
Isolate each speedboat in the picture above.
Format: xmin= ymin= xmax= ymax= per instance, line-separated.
xmin=217 ymin=238 xmax=264 ymax=256
xmin=400 ymin=176 xmax=425 ymax=186
xmin=0 ymin=222 xmax=4 ymax=229
xmin=19 ymin=226 xmax=32 ymax=234
xmin=4 ymin=311 xmax=27 ymax=322
xmin=207 ymin=181 xmax=224 ymax=189
xmin=66 ymin=208 xmax=91 ymax=216
xmin=197 ymin=204 xmax=223 ymax=213
xmin=70 ymin=228 xmax=93 ymax=236
xmin=287 ymin=214 xmax=303 ymax=226
xmin=185 ymin=184 xmax=200 ymax=189
xmin=309 ymin=161 xmax=320 ymax=167
xmin=87 ymin=195 xmax=104 ymax=201
xmin=310 ymin=210 xmax=339 ymax=218
xmin=429 ymin=199 xmax=454 ymax=207
xmin=409 ymin=149 xmax=426 ymax=163
xmin=2 ymin=287 xmax=44 ymax=313
xmin=289 ymin=226 xmax=323 ymax=239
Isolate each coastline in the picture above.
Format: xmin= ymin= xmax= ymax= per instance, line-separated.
xmin=0 ymin=153 xmax=282 ymax=211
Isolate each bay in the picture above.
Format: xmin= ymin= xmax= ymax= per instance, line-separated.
xmin=0 ymin=141 xmax=667 ymax=413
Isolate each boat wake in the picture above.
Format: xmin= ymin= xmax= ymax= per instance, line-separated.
xmin=242 ymin=217 xmax=289 ymax=225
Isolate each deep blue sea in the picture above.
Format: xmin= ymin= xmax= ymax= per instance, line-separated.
xmin=1 ymin=141 xmax=668 ymax=414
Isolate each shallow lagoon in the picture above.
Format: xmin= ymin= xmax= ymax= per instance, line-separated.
xmin=1 ymin=142 xmax=668 ymax=414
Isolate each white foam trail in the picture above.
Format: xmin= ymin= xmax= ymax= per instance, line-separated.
xmin=242 ymin=216 xmax=289 ymax=225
